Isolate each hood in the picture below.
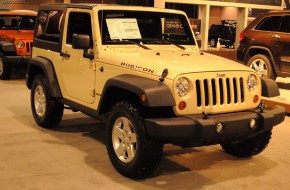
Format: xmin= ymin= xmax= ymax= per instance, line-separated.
xmin=104 ymin=47 xmax=253 ymax=79
xmin=0 ymin=30 xmax=34 ymax=42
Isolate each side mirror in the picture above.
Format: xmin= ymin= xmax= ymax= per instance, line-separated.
xmin=72 ymin=34 xmax=94 ymax=60
xmin=72 ymin=34 xmax=90 ymax=49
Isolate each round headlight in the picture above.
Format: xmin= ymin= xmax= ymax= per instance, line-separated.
xmin=16 ymin=41 xmax=25 ymax=49
xmin=176 ymin=77 xmax=189 ymax=97
xmin=247 ymin=74 xmax=258 ymax=91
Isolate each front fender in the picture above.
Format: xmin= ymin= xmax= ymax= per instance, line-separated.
xmin=102 ymin=74 xmax=175 ymax=107
xmin=26 ymin=56 xmax=62 ymax=98
xmin=0 ymin=41 xmax=16 ymax=53
xmin=261 ymin=77 xmax=280 ymax=97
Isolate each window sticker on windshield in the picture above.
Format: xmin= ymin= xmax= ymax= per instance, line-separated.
xmin=106 ymin=18 xmax=141 ymax=40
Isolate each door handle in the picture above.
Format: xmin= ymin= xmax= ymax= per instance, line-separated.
xmin=271 ymin=34 xmax=280 ymax=39
xmin=60 ymin=52 xmax=70 ymax=58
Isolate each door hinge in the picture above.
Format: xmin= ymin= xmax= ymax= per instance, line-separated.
xmin=92 ymin=62 xmax=96 ymax=71
xmin=89 ymin=89 xmax=95 ymax=97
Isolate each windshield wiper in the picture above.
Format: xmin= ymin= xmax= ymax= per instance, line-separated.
xmin=108 ymin=39 xmax=151 ymax=50
xmin=165 ymin=40 xmax=186 ymax=50
xmin=125 ymin=40 xmax=151 ymax=50
xmin=141 ymin=38 xmax=186 ymax=50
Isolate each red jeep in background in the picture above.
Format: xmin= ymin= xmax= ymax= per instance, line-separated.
xmin=0 ymin=10 xmax=36 ymax=80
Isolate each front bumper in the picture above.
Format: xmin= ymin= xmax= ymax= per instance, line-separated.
xmin=145 ymin=105 xmax=285 ymax=147
xmin=6 ymin=55 xmax=30 ymax=64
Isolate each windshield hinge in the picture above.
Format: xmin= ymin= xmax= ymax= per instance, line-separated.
xmin=159 ymin=68 xmax=168 ymax=82
xmin=89 ymin=89 xmax=95 ymax=97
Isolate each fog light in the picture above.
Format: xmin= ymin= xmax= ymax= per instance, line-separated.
xmin=249 ymin=118 xmax=256 ymax=129
xmin=216 ymin=122 xmax=224 ymax=133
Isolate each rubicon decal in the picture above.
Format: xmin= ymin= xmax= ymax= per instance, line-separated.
xmin=121 ymin=62 xmax=154 ymax=73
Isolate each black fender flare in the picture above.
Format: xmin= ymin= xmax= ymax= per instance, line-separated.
xmin=0 ymin=41 xmax=16 ymax=53
xmin=261 ymin=77 xmax=280 ymax=97
xmin=26 ymin=56 xmax=62 ymax=98
xmin=99 ymin=74 xmax=175 ymax=112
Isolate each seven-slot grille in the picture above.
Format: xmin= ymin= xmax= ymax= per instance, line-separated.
xmin=195 ymin=77 xmax=244 ymax=108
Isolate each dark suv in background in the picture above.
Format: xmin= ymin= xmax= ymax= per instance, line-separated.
xmin=208 ymin=24 xmax=236 ymax=48
xmin=237 ymin=10 xmax=290 ymax=80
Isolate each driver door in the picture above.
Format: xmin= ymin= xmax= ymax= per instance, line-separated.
xmin=60 ymin=10 xmax=96 ymax=104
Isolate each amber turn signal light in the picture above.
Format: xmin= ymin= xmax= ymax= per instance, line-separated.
xmin=253 ymin=95 xmax=259 ymax=103
xmin=178 ymin=101 xmax=186 ymax=110
xmin=140 ymin=94 xmax=146 ymax=102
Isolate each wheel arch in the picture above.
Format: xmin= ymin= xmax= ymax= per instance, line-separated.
xmin=0 ymin=41 xmax=16 ymax=54
xmin=261 ymin=77 xmax=280 ymax=97
xmin=245 ymin=46 xmax=278 ymax=77
xmin=26 ymin=56 xmax=62 ymax=98
xmin=98 ymin=74 xmax=175 ymax=115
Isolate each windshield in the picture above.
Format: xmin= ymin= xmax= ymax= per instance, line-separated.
xmin=0 ymin=15 xmax=36 ymax=30
xmin=99 ymin=10 xmax=195 ymax=46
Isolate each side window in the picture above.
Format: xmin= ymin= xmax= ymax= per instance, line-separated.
xmin=66 ymin=12 xmax=92 ymax=46
xmin=255 ymin=16 xmax=282 ymax=31
xmin=36 ymin=10 xmax=63 ymax=42
xmin=278 ymin=16 xmax=290 ymax=33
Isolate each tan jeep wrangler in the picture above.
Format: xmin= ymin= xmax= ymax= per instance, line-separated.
xmin=0 ymin=10 xmax=36 ymax=80
xmin=26 ymin=4 xmax=285 ymax=178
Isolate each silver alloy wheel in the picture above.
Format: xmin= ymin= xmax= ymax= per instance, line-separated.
xmin=34 ymin=84 xmax=46 ymax=117
xmin=0 ymin=57 xmax=3 ymax=75
xmin=249 ymin=59 xmax=268 ymax=77
xmin=112 ymin=117 xmax=137 ymax=163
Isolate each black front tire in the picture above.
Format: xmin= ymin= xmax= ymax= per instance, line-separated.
xmin=31 ymin=75 xmax=64 ymax=128
xmin=106 ymin=101 xmax=163 ymax=179
xmin=221 ymin=130 xmax=272 ymax=158
xmin=0 ymin=55 xmax=12 ymax=80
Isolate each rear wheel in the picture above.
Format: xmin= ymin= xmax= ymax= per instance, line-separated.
xmin=221 ymin=130 xmax=272 ymax=157
xmin=106 ymin=101 xmax=163 ymax=179
xmin=31 ymin=75 xmax=64 ymax=128
xmin=0 ymin=55 xmax=12 ymax=80
xmin=247 ymin=54 xmax=275 ymax=80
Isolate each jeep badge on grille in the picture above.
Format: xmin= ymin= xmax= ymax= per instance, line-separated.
xmin=216 ymin=73 xmax=226 ymax=78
